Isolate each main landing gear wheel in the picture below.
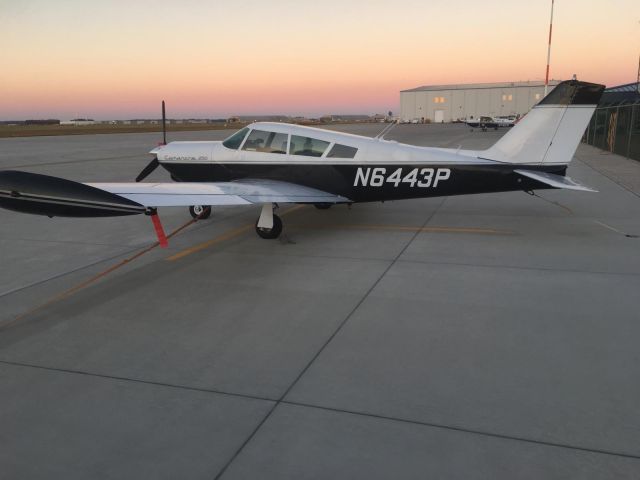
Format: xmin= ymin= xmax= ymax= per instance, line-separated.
xmin=189 ymin=205 xmax=211 ymax=219
xmin=314 ymin=203 xmax=332 ymax=210
xmin=255 ymin=214 xmax=282 ymax=239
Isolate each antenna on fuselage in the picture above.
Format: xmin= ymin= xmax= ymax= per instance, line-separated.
xmin=375 ymin=119 xmax=398 ymax=140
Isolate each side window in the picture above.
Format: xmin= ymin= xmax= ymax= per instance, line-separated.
xmin=290 ymin=135 xmax=329 ymax=157
xmin=242 ymin=129 xmax=288 ymax=154
xmin=327 ymin=143 xmax=358 ymax=159
xmin=222 ymin=127 xmax=249 ymax=150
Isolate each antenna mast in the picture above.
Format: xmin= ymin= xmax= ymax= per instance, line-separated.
xmin=544 ymin=0 xmax=555 ymax=97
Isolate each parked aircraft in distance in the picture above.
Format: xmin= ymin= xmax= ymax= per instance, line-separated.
xmin=466 ymin=116 xmax=499 ymax=130
xmin=0 ymin=80 xmax=604 ymax=244
xmin=494 ymin=115 xmax=517 ymax=127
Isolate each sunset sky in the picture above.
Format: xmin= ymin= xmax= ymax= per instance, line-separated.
xmin=1 ymin=0 xmax=638 ymax=119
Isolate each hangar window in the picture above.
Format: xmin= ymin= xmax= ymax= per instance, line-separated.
xmin=434 ymin=96 xmax=446 ymax=104
xmin=222 ymin=128 xmax=249 ymax=150
xmin=502 ymin=94 xmax=513 ymax=101
xmin=327 ymin=143 xmax=358 ymax=159
xmin=242 ymin=129 xmax=288 ymax=154
xmin=290 ymin=135 xmax=329 ymax=157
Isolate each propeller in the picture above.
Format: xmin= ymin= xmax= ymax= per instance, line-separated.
xmin=136 ymin=157 xmax=160 ymax=182
xmin=135 ymin=100 xmax=166 ymax=182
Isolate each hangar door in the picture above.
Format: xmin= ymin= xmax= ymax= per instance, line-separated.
xmin=434 ymin=110 xmax=444 ymax=123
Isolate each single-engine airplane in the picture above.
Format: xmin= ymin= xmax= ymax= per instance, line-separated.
xmin=0 ymin=80 xmax=604 ymax=244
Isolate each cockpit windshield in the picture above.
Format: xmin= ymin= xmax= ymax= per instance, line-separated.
xmin=222 ymin=127 xmax=249 ymax=150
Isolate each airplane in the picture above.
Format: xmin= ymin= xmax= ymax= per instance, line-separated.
xmin=0 ymin=80 xmax=604 ymax=245
xmin=494 ymin=115 xmax=517 ymax=127
xmin=465 ymin=116 xmax=499 ymax=131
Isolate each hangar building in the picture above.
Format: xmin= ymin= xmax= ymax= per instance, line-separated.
xmin=400 ymin=80 xmax=561 ymax=123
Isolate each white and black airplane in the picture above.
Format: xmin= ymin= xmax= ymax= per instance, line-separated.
xmin=0 ymin=80 xmax=604 ymax=244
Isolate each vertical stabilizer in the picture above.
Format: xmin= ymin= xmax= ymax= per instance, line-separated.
xmin=481 ymin=80 xmax=604 ymax=165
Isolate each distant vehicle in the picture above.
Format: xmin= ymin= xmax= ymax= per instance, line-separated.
xmin=466 ymin=116 xmax=499 ymax=131
xmin=0 ymin=80 xmax=604 ymax=243
xmin=494 ymin=116 xmax=516 ymax=127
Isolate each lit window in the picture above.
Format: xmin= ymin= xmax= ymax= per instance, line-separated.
xmin=535 ymin=93 xmax=542 ymax=100
xmin=434 ymin=96 xmax=445 ymax=104
xmin=502 ymin=94 xmax=513 ymax=101
xmin=291 ymin=135 xmax=330 ymax=157
xmin=242 ymin=129 xmax=288 ymax=154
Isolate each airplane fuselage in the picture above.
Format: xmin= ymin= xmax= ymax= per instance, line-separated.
xmin=152 ymin=123 xmax=562 ymax=204
xmin=163 ymin=158 xmax=562 ymax=203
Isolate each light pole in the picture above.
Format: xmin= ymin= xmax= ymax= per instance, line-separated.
xmin=544 ymin=0 xmax=555 ymax=97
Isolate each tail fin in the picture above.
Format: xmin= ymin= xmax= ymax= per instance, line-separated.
xmin=482 ymin=80 xmax=604 ymax=165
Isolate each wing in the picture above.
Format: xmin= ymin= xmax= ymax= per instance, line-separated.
xmin=514 ymin=169 xmax=597 ymax=192
xmin=85 ymin=179 xmax=351 ymax=207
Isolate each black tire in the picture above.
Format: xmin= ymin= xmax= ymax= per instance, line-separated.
xmin=314 ymin=203 xmax=332 ymax=210
xmin=255 ymin=214 xmax=283 ymax=239
xmin=189 ymin=205 xmax=211 ymax=219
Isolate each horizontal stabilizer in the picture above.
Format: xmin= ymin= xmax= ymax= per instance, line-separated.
xmin=515 ymin=169 xmax=597 ymax=192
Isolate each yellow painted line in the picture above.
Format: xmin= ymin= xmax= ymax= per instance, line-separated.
xmin=166 ymin=224 xmax=253 ymax=261
xmin=288 ymin=224 xmax=515 ymax=235
xmin=166 ymin=205 xmax=306 ymax=261
xmin=421 ymin=226 xmax=514 ymax=235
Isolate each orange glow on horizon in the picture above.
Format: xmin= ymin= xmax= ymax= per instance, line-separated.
xmin=1 ymin=0 xmax=638 ymax=119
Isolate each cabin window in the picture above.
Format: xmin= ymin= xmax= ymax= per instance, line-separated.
xmin=242 ymin=129 xmax=288 ymax=154
xmin=222 ymin=127 xmax=249 ymax=150
xmin=290 ymin=135 xmax=329 ymax=157
xmin=327 ymin=143 xmax=358 ymax=159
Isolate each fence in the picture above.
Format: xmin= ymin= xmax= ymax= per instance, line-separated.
xmin=583 ymin=103 xmax=640 ymax=161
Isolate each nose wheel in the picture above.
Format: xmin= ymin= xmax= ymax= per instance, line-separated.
xmin=189 ymin=205 xmax=211 ymax=219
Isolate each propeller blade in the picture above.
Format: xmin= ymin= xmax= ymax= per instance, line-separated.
xmin=162 ymin=100 xmax=167 ymax=145
xmin=135 ymin=157 xmax=159 ymax=182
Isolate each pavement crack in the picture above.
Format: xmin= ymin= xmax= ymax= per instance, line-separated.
xmin=211 ymin=197 xmax=447 ymax=480
xmin=0 ymin=359 xmax=276 ymax=404
xmin=281 ymin=400 xmax=640 ymax=462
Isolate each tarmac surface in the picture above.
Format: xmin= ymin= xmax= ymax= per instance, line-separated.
xmin=1 ymin=124 xmax=639 ymax=479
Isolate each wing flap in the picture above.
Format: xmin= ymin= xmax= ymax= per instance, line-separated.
xmin=86 ymin=179 xmax=350 ymax=207
xmin=514 ymin=169 xmax=597 ymax=192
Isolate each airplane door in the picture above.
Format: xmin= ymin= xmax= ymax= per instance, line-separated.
xmin=434 ymin=110 xmax=444 ymax=123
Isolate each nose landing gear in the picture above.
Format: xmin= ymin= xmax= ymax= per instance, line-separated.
xmin=189 ymin=205 xmax=211 ymax=219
